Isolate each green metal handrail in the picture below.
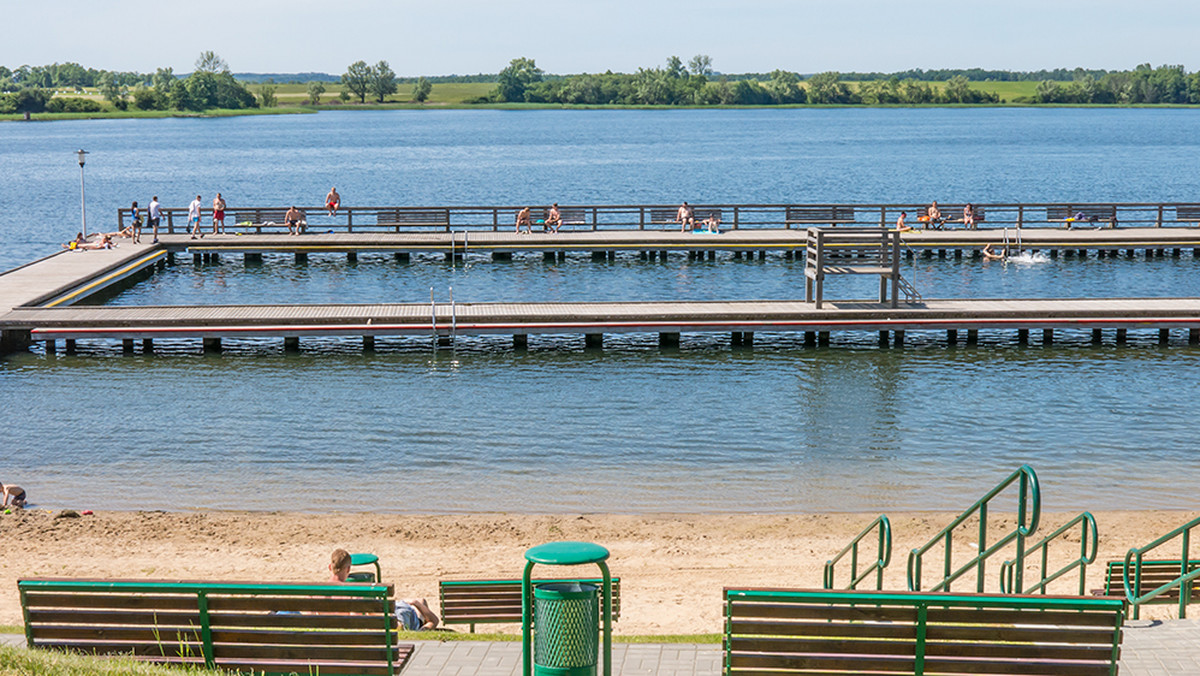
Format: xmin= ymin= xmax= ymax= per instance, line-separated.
xmin=1123 ymin=514 xmax=1200 ymax=619
xmin=999 ymin=511 xmax=1097 ymax=595
xmin=823 ymin=514 xmax=892 ymax=590
xmin=907 ymin=465 xmax=1040 ymax=592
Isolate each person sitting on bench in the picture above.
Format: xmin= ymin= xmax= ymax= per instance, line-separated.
xmin=328 ymin=548 xmax=440 ymax=631
xmin=515 ymin=207 xmax=533 ymax=234
xmin=544 ymin=203 xmax=562 ymax=233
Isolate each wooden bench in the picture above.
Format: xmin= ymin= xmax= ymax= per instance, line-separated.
xmin=1097 ymin=558 xmax=1200 ymax=602
xmin=538 ymin=207 xmax=589 ymax=232
xmin=1176 ymin=205 xmax=1200 ymax=224
xmin=1048 ymin=205 xmax=1119 ymax=228
xmin=19 ymin=578 xmax=413 ymax=675
xmin=805 ymin=227 xmax=900 ymax=308
xmin=229 ymin=210 xmax=292 ymax=234
xmin=915 ymin=205 xmax=986 ymax=229
xmin=785 ymin=206 xmax=856 ymax=228
xmin=724 ymin=587 xmax=1125 ymax=676
xmin=375 ymin=208 xmax=451 ymax=232
xmin=439 ymin=577 xmax=621 ymax=632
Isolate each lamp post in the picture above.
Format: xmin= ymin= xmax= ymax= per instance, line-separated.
xmin=76 ymin=149 xmax=89 ymax=238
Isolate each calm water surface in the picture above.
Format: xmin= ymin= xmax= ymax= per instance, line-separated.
xmin=3 ymin=109 xmax=1200 ymax=513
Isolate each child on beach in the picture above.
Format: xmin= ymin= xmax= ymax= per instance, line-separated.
xmin=328 ymin=548 xmax=440 ymax=631
xmin=2 ymin=482 xmax=26 ymax=508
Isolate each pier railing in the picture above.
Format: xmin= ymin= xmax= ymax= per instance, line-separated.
xmin=907 ymin=465 xmax=1040 ymax=593
xmin=998 ymin=511 xmax=1098 ymax=596
xmin=116 ymin=202 xmax=1200 ymax=233
xmin=1123 ymin=515 xmax=1200 ymax=619
xmin=823 ymin=514 xmax=892 ymax=590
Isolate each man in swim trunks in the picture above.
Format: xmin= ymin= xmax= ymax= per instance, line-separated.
xmin=676 ymin=201 xmax=695 ymax=232
xmin=896 ymin=211 xmax=911 ymax=232
xmin=2 ymin=482 xmax=27 ymax=508
xmin=212 ymin=193 xmax=226 ymax=234
xmin=545 ymin=203 xmax=562 ymax=233
xmin=327 ymin=549 xmax=439 ymax=630
xmin=189 ymin=195 xmax=203 ymax=239
xmin=926 ymin=201 xmax=943 ymax=230
xmin=515 ymin=206 xmax=532 ymax=234
xmin=285 ymin=206 xmax=304 ymax=235
xmin=148 ymin=196 xmax=162 ymax=243
xmin=326 ymin=187 xmax=341 ymax=217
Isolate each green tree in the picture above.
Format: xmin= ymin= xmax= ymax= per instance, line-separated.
xmin=131 ymin=86 xmax=166 ymax=110
xmin=258 ymin=83 xmax=277 ymax=107
xmin=687 ymin=54 xmax=713 ymax=77
xmin=369 ymin=60 xmax=397 ymax=103
xmin=943 ymin=75 xmax=971 ymax=103
xmin=194 ymin=51 xmax=230 ymax=74
xmin=495 ymin=57 xmax=543 ymax=102
xmin=306 ymin=81 xmax=326 ymax=104
xmin=767 ymin=69 xmax=805 ymax=104
xmin=412 ymin=76 xmax=432 ymax=102
xmin=168 ymin=79 xmax=193 ymax=110
xmin=806 ymin=71 xmax=854 ymax=104
xmin=341 ymin=60 xmax=371 ymax=103
xmin=152 ymin=67 xmax=175 ymax=94
xmin=98 ymin=72 xmax=127 ymax=110
xmin=12 ymin=87 xmax=51 ymax=113
xmin=665 ymin=56 xmax=686 ymax=79
xmin=339 ymin=90 xmax=350 ymax=103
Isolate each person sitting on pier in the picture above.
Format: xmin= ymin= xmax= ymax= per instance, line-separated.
xmin=982 ymin=243 xmax=1007 ymax=261
xmin=328 ymin=548 xmax=439 ymax=631
xmin=515 ymin=206 xmax=533 ymax=234
xmin=676 ymin=201 xmax=695 ymax=232
xmin=285 ymin=206 xmax=305 ymax=236
xmin=922 ymin=201 xmax=944 ymax=230
xmin=1 ymin=482 xmax=26 ymax=509
xmin=326 ymin=187 xmax=341 ymax=217
xmin=62 ymin=233 xmax=87 ymax=250
xmin=700 ymin=213 xmax=721 ymax=234
xmin=963 ymin=203 xmax=977 ymax=230
xmin=895 ymin=211 xmax=912 ymax=232
xmin=545 ymin=203 xmax=562 ymax=233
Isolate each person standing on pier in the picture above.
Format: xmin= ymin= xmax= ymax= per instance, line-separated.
xmin=130 ymin=201 xmax=143 ymax=244
xmin=212 ymin=193 xmax=226 ymax=235
xmin=188 ymin=195 xmax=203 ymax=239
xmin=325 ymin=187 xmax=341 ymax=217
xmin=148 ymin=196 xmax=161 ymax=244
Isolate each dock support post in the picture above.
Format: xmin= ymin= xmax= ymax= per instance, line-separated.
xmin=1128 ymin=250 xmax=1136 ymax=258
xmin=243 ymin=253 xmax=262 ymax=265
xmin=1093 ymin=329 xmax=1103 ymax=344
xmin=966 ymin=329 xmax=978 ymax=345
xmin=211 ymin=253 xmax=220 ymax=264
xmin=513 ymin=334 xmax=528 ymax=350
xmin=295 ymin=253 xmax=307 ymax=264
xmin=585 ymin=333 xmax=603 ymax=349
xmin=1017 ymin=329 xmax=1029 ymax=345
xmin=1116 ymin=328 xmax=1127 ymax=345
xmin=954 ymin=249 xmax=962 ymax=259
xmin=659 ymin=332 xmax=680 ymax=348
xmin=65 ymin=339 xmax=76 ymax=355
xmin=707 ymin=251 xmax=715 ymax=261
xmin=347 ymin=252 xmax=357 ymax=263
xmin=492 ymin=252 xmax=511 ymax=261
xmin=363 ymin=335 xmax=375 ymax=352
xmin=1190 ymin=328 xmax=1200 ymax=345
xmin=818 ymin=331 xmax=830 ymax=347
xmin=394 ymin=252 xmax=410 ymax=263
xmin=284 ymin=336 xmax=300 ymax=352
xmin=743 ymin=332 xmax=754 ymax=347
xmin=202 ymin=337 xmax=221 ymax=353
xmin=879 ymin=331 xmax=889 ymax=346
xmin=166 ymin=251 xmax=175 ymax=265
xmin=142 ymin=339 xmax=153 ymax=354
xmin=45 ymin=339 xmax=55 ymax=355
xmin=731 ymin=332 xmax=743 ymax=346
xmin=1160 ymin=328 xmax=1171 ymax=345
xmin=608 ymin=251 xmax=615 ymax=262
xmin=193 ymin=253 xmax=202 ymax=265
xmin=893 ymin=330 xmax=904 ymax=347
xmin=592 ymin=251 xmax=606 ymax=261
xmin=804 ymin=331 xmax=816 ymax=347
xmin=544 ymin=252 xmax=556 ymax=262
xmin=122 ymin=339 xmax=134 ymax=354
xmin=1050 ymin=250 xmax=1058 ymax=259
xmin=1043 ymin=329 xmax=1054 ymax=344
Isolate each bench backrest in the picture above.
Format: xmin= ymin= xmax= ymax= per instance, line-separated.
xmin=1048 ymin=205 xmax=1118 ymax=221
xmin=230 ymin=210 xmax=289 ymax=225
xmin=375 ymin=208 xmax=451 ymax=228
xmin=693 ymin=208 xmax=722 ymax=221
xmin=1106 ymin=559 xmax=1200 ymax=600
xmin=1176 ymin=205 xmax=1200 ymax=221
xmin=786 ymin=206 xmax=857 ymax=223
xmin=650 ymin=207 xmax=688 ymax=223
xmin=19 ymin=578 xmax=406 ymax=676
xmin=724 ymin=587 xmax=1124 ymax=676
xmin=557 ymin=208 xmax=587 ymax=224
xmin=440 ymin=577 xmax=620 ymax=630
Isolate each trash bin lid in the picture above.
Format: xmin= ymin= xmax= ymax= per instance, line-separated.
xmin=525 ymin=541 xmax=610 ymax=566
xmin=350 ymin=553 xmax=378 ymax=565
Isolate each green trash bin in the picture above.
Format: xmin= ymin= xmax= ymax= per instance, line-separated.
xmin=532 ymin=582 xmax=599 ymax=676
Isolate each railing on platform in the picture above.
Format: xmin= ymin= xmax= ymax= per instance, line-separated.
xmin=1123 ymin=515 xmax=1200 ymax=619
xmin=999 ymin=511 xmax=1097 ymax=595
xmin=823 ymin=514 xmax=892 ymax=591
xmin=907 ymin=464 xmax=1040 ymax=593
xmin=117 ymin=202 xmax=1200 ymax=234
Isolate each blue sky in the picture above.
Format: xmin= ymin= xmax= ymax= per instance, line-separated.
xmin=5 ymin=0 xmax=1199 ymax=75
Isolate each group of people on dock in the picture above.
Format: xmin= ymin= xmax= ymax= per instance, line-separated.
xmin=896 ymin=201 xmax=978 ymax=232
xmin=675 ymin=201 xmax=721 ymax=234
xmin=515 ymin=203 xmax=563 ymax=234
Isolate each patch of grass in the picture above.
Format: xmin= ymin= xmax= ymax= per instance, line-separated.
xmin=0 ymin=626 xmax=21 ymax=635
xmin=0 ymin=644 xmax=226 ymax=676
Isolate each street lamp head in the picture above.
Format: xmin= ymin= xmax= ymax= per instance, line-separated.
xmin=76 ymin=149 xmax=88 ymax=167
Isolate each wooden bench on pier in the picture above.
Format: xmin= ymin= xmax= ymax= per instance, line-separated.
xmin=916 ymin=205 xmax=986 ymax=229
xmin=18 ymin=578 xmax=413 ymax=674
xmin=1048 ymin=205 xmax=1119 ymax=229
xmin=537 ymin=207 xmax=589 ymax=232
xmin=785 ymin=205 xmax=856 ymax=228
xmin=229 ymin=210 xmax=294 ymax=234
xmin=723 ymin=587 xmax=1125 ymax=676
xmin=1175 ymin=205 xmax=1200 ymax=225
xmin=805 ymin=227 xmax=901 ymax=309
xmin=375 ymin=208 xmax=451 ymax=232
xmin=439 ymin=577 xmax=621 ymax=632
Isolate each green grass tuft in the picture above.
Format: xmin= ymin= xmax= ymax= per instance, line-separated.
xmin=0 ymin=644 xmax=227 ymax=676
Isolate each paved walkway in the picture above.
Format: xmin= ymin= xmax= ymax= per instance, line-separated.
xmin=5 ymin=620 xmax=1200 ymax=674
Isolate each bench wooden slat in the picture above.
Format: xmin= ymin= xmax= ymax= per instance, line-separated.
xmin=27 ymin=609 xmax=202 ymax=626
xmin=375 ymin=208 xmax=450 ymax=230
xmin=210 ymin=612 xmax=399 ymax=630
xmin=22 ymin=593 xmax=201 ymax=611
xmin=728 ymin=601 xmax=916 ymax=622
xmin=207 ymin=596 xmax=395 ymax=613
xmin=214 ymin=657 xmax=406 ymax=676
xmin=786 ymin=206 xmax=857 ymax=225
xmin=440 ymin=577 xmax=620 ymax=629
xmin=1176 ymin=206 xmax=1200 ymax=221
xmin=213 ymin=644 xmax=401 ymax=662
xmin=729 ymin=619 xmax=917 ymax=640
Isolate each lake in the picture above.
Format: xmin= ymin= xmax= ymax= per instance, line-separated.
xmin=2 ymin=108 xmax=1200 ymax=513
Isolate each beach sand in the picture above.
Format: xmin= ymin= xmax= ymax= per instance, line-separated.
xmin=2 ymin=509 xmax=1195 ymax=634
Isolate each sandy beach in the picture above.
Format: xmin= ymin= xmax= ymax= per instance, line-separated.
xmin=2 ymin=509 xmax=1194 ymax=634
